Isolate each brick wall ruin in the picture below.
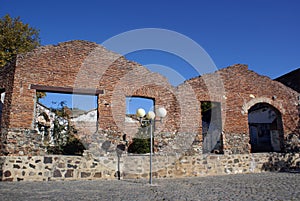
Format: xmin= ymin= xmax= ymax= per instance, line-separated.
xmin=0 ymin=40 xmax=299 ymax=157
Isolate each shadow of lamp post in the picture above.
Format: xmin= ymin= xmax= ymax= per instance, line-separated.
xmin=136 ymin=107 xmax=167 ymax=185
xmin=116 ymin=144 xmax=125 ymax=180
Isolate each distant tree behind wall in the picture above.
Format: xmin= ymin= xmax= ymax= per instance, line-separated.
xmin=0 ymin=14 xmax=40 ymax=67
xmin=0 ymin=14 xmax=45 ymax=98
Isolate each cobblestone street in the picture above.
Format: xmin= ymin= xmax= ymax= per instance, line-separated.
xmin=1 ymin=172 xmax=299 ymax=201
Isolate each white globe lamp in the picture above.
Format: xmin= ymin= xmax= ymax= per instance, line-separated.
xmin=146 ymin=111 xmax=156 ymax=120
xmin=156 ymin=107 xmax=167 ymax=118
xmin=136 ymin=108 xmax=146 ymax=118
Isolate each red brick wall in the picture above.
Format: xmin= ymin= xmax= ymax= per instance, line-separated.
xmin=8 ymin=41 xmax=102 ymax=128
xmin=185 ymin=64 xmax=299 ymax=153
xmin=0 ymin=41 xmax=299 ymax=155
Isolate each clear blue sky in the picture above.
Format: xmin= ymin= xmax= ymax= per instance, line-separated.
xmin=1 ymin=0 xmax=300 ymax=111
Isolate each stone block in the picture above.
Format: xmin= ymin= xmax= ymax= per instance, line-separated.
xmin=44 ymin=157 xmax=53 ymax=164
xmin=4 ymin=170 xmax=11 ymax=177
xmin=94 ymin=172 xmax=102 ymax=178
xmin=53 ymin=169 xmax=62 ymax=177
xmin=81 ymin=172 xmax=91 ymax=178
xmin=65 ymin=169 xmax=73 ymax=178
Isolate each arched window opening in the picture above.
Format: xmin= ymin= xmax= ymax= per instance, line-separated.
xmin=248 ymin=103 xmax=283 ymax=153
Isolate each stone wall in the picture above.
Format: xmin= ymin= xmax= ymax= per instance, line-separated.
xmin=0 ymin=152 xmax=116 ymax=181
xmin=121 ymin=152 xmax=300 ymax=179
xmin=1 ymin=152 xmax=299 ymax=181
xmin=0 ymin=128 xmax=45 ymax=156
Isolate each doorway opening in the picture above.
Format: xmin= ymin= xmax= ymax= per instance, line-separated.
xmin=248 ymin=103 xmax=283 ymax=153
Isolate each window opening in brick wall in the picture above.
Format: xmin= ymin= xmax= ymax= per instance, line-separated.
xmin=125 ymin=96 xmax=154 ymax=119
xmin=201 ymin=101 xmax=223 ymax=154
xmin=248 ymin=103 xmax=283 ymax=153
xmin=36 ymin=91 xmax=98 ymax=155
xmin=126 ymin=96 xmax=155 ymax=154
xmin=0 ymin=89 xmax=5 ymax=128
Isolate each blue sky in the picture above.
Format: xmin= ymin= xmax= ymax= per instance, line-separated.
xmin=1 ymin=0 xmax=300 ymax=111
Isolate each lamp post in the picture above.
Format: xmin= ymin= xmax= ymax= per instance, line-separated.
xmin=136 ymin=107 xmax=167 ymax=185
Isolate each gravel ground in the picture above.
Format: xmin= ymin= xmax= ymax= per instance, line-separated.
xmin=0 ymin=172 xmax=299 ymax=201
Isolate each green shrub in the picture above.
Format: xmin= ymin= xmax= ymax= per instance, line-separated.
xmin=128 ymin=138 xmax=151 ymax=154
xmin=128 ymin=123 xmax=154 ymax=154
xmin=47 ymin=136 xmax=85 ymax=156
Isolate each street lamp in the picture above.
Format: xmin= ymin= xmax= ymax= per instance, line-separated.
xmin=136 ymin=107 xmax=167 ymax=185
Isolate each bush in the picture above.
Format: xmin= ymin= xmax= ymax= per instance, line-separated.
xmin=128 ymin=138 xmax=151 ymax=154
xmin=47 ymin=135 xmax=86 ymax=156
xmin=61 ymin=136 xmax=86 ymax=155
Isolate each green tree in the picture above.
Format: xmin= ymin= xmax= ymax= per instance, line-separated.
xmin=0 ymin=14 xmax=40 ymax=67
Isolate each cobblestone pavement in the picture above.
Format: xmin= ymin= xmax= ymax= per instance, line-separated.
xmin=0 ymin=172 xmax=299 ymax=201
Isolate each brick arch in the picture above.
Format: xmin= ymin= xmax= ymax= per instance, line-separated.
xmin=242 ymin=97 xmax=285 ymax=115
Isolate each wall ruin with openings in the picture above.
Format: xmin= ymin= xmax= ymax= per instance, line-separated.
xmin=0 ymin=40 xmax=299 ymax=157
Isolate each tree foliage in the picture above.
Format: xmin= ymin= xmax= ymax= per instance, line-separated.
xmin=201 ymin=101 xmax=213 ymax=114
xmin=0 ymin=14 xmax=40 ymax=67
xmin=36 ymin=91 xmax=46 ymax=100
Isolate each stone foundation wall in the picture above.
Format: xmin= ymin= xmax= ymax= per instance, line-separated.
xmin=1 ymin=152 xmax=299 ymax=182
xmin=223 ymin=132 xmax=251 ymax=154
xmin=0 ymin=152 xmax=116 ymax=182
xmin=0 ymin=128 xmax=45 ymax=156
